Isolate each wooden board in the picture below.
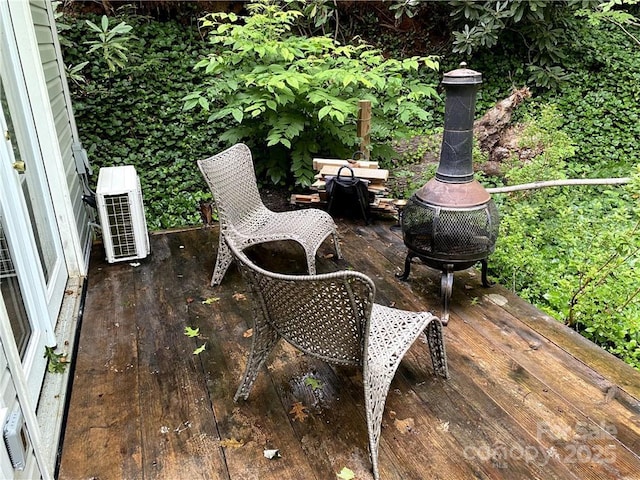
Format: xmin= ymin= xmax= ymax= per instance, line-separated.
xmin=312 ymin=158 xmax=379 ymax=170
xmin=58 ymin=256 xmax=144 ymax=479
xmin=319 ymin=165 xmax=389 ymax=182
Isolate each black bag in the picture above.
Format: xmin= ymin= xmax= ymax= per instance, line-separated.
xmin=326 ymin=165 xmax=371 ymax=224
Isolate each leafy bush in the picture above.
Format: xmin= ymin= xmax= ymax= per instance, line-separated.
xmin=490 ymin=106 xmax=640 ymax=368
xmin=183 ymin=0 xmax=440 ymax=186
xmin=448 ymin=0 xmax=591 ymax=88
xmin=84 ymin=15 xmax=135 ymax=72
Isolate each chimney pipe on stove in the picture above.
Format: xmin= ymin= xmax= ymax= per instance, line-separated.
xmin=436 ymin=62 xmax=482 ymax=184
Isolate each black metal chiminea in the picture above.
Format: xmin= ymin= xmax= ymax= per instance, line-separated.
xmin=398 ymin=63 xmax=499 ymax=324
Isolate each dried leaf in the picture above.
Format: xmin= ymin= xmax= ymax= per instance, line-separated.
xmin=202 ymin=296 xmax=220 ymax=304
xmin=263 ymin=448 xmax=280 ymax=459
xmin=304 ymin=376 xmax=323 ymax=391
xmin=233 ymin=292 xmax=247 ymax=301
xmin=243 ymin=328 xmax=253 ymax=338
xmin=219 ymin=438 xmax=244 ymax=448
xmin=337 ymin=467 xmax=355 ymax=479
xmin=186 ymin=297 xmax=195 ymax=304
xmin=289 ymin=401 xmax=308 ymax=422
xmin=184 ymin=326 xmax=200 ymax=338
xmin=193 ymin=344 xmax=206 ymax=355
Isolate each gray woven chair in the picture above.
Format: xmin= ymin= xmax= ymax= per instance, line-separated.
xmin=197 ymin=143 xmax=342 ymax=286
xmin=228 ymin=241 xmax=449 ymax=480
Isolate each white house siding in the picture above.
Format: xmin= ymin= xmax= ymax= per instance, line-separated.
xmin=29 ymin=0 xmax=93 ymax=274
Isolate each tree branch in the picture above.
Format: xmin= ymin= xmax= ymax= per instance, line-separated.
xmin=487 ymin=177 xmax=631 ymax=194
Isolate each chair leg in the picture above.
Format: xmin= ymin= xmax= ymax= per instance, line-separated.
xmin=234 ymin=316 xmax=280 ymax=402
xmin=332 ymin=231 xmax=343 ymax=259
xmin=363 ymin=358 xmax=398 ymax=480
xmin=304 ymin=249 xmax=318 ymax=275
xmin=211 ymin=235 xmax=233 ymax=287
xmin=425 ymin=319 xmax=449 ymax=379
xmin=363 ymin=308 xmax=443 ymax=479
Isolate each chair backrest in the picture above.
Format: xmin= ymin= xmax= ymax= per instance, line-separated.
xmin=228 ymin=241 xmax=376 ymax=366
xmin=197 ymin=143 xmax=265 ymax=231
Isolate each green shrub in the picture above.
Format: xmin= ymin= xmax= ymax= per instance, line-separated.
xmin=183 ymin=0 xmax=440 ymax=186
xmin=490 ymin=107 xmax=640 ymax=368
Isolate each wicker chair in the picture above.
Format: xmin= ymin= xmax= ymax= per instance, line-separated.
xmin=228 ymin=241 xmax=449 ymax=480
xmin=197 ymin=143 xmax=342 ymax=286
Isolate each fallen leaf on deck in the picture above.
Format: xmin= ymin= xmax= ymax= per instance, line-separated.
xmin=184 ymin=326 xmax=200 ymax=338
xmin=202 ymin=296 xmax=220 ymax=304
xmin=289 ymin=401 xmax=308 ymax=422
xmin=337 ymin=467 xmax=355 ymax=479
xmin=219 ymin=438 xmax=244 ymax=448
xmin=485 ymin=293 xmax=508 ymax=306
xmin=263 ymin=449 xmax=281 ymax=459
xmin=193 ymin=344 xmax=206 ymax=355
xmin=233 ymin=292 xmax=247 ymax=301
xmin=304 ymin=376 xmax=323 ymax=391
xmin=243 ymin=328 xmax=253 ymax=338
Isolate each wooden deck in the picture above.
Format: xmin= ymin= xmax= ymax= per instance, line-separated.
xmin=58 ymin=220 xmax=640 ymax=480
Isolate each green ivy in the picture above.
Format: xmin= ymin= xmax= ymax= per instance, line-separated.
xmin=61 ymin=14 xmax=217 ymax=229
xmin=490 ymin=107 xmax=640 ymax=369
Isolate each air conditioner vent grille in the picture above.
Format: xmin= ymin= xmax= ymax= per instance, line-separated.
xmin=104 ymin=194 xmax=137 ymax=259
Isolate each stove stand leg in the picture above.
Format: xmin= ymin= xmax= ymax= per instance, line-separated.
xmin=396 ymin=252 xmax=416 ymax=281
xmin=440 ymin=266 xmax=454 ymax=325
xmin=480 ymin=259 xmax=494 ymax=288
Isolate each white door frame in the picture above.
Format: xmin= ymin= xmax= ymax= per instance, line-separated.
xmin=4 ymin=0 xmax=87 ymax=277
xmin=0 ymin=6 xmax=67 ymax=328
xmin=0 ymin=298 xmax=52 ymax=480
xmin=0 ymin=0 xmax=72 ymax=404
xmin=0 ymin=105 xmax=53 ymax=405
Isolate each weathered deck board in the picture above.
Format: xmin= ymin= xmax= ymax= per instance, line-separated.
xmin=133 ymin=233 xmax=227 ymax=479
xmin=59 ymin=257 xmax=144 ymax=479
xmin=58 ymin=221 xmax=640 ymax=480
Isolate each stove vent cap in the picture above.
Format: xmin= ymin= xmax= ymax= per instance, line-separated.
xmin=442 ymin=62 xmax=482 ymax=85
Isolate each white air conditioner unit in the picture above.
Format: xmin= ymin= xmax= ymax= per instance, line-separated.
xmin=96 ymin=165 xmax=150 ymax=263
